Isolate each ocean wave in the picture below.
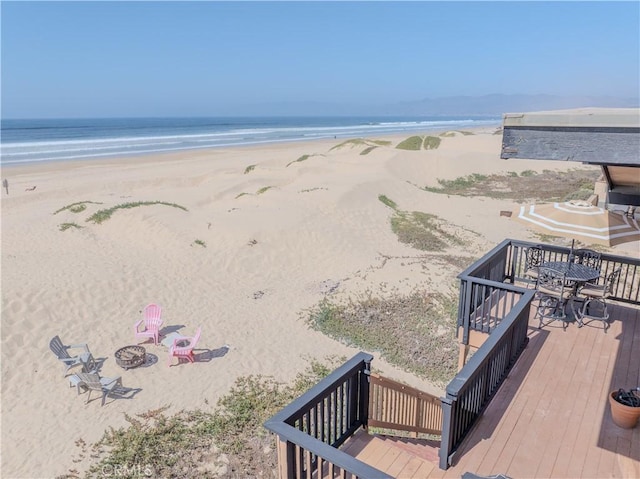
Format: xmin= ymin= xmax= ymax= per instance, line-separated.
xmin=0 ymin=116 xmax=501 ymax=165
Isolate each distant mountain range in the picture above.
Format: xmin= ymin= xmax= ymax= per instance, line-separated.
xmin=391 ymin=94 xmax=640 ymax=116
xmin=229 ymin=94 xmax=639 ymax=117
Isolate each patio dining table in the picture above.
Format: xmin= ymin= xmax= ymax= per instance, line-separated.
xmin=541 ymin=260 xmax=601 ymax=284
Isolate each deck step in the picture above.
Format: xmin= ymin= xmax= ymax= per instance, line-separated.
xmin=374 ymin=434 xmax=441 ymax=463
xmin=340 ymin=431 xmax=440 ymax=478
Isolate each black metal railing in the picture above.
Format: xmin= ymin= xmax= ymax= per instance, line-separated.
xmin=439 ymin=289 xmax=535 ymax=469
xmin=458 ymin=278 xmax=525 ymax=341
xmin=508 ymin=239 xmax=640 ymax=303
xmin=264 ymin=352 xmax=391 ymax=479
xmin=266 ymin=239 xmax=638 ymax=477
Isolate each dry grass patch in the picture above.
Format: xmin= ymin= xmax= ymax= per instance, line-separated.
xmin=307 ymin=289 xmax=458 ymax=385
xmin=378 ymin=194 xmax=465 ymax=251
xmin=61 ymin=361 xmax=339 ymax=479
xmin=423 ymin=168 xmax=600 ymax=202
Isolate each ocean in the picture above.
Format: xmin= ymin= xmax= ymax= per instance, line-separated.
xmin=0 ymin=116 xmax=501 ymax=165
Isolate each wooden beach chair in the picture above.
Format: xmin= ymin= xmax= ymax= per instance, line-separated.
xmin=134 ymin=303 xmax=163 ymax=345
xmin=168 ymin=327 xmax=201 ymax=366
xmin=49 ymin=335 xmax=95 ymax=377
xmin=73 ymin=372 xmax=126 ymax=406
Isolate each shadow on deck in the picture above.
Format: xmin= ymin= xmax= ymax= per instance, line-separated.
xmin=340 ymin=301 xmax=640 ymax=478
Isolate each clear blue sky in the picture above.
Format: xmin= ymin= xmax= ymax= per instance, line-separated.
xmin=2 ymin=1 xmax=638 ymax=118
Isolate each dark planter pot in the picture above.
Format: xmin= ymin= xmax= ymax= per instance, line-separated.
xmin=609 ymin=390 xmax=640 ymax=429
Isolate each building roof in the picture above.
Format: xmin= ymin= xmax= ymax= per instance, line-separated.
xmin=501 ymin=107 xmax=640 ymax=205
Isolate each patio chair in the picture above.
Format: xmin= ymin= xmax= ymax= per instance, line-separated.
xmin=134 ymin=303 xmax=163 ymax=345
xmin=168 ymin=327 xmax=201 ymax=366
xmin=535 ymin=267 xmax=575 ymax=330
xmin=49 ymin=335 xmax=96 ymax=377
xmin=73 ymin=372 xmax=125 ymax=406
xmin=574 ymin=248 xmax=602 ymax=271
xmin=524 ymin=245 xmax=544 ymax=287
xmin=574 ymin=268 xmax=621 ymax=333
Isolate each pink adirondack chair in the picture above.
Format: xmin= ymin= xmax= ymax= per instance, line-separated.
xmin=168 ymin=327 xmax=201 ymax=366
xmin=134 ymin=303 xmax=163 ymax=345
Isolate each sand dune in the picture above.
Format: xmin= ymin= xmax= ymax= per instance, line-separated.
xmin=1 ymin=129 xmax=631 ymax=478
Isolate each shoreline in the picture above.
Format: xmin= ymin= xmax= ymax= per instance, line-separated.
xmin=0 ymin=124 xmax=501 ymax=175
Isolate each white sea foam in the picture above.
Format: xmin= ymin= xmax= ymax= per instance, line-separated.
xmin=0 ymin=117 xmax=501 ymax=165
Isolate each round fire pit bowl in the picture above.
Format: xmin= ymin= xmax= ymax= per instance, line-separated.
xmin=115 ymin=345 xmax=146 ymax=370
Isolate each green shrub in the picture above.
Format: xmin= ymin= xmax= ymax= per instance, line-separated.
xmin=396 ymin=136 xmax=424 ymax=150
xmin=244 ymin=164 xmax=256 ymax=174
xmin=59 ymin=223 xmax=82 ymax=231
xmin=287 ymin=154 xmax=316 ymax=167
xmin=378 ymin=194 xmax=398 ymax=210
xmin=54 ymin=201 xmax=103 ymax=215
xmin=423 ymin=136 xmax=441 ymax=150
xmin=86 ymin=201 xmax=187 ymax=224
xmin=360 ymin=146 xmax=377 ymax=155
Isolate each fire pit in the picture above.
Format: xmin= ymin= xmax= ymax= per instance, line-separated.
xmin=115 ymin=345 xmax=146 ymax=370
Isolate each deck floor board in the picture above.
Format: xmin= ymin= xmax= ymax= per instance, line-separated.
xmin=339 ymin=301 xmax=640 ymax=478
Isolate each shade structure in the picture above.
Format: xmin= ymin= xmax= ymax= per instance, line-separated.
xmin=514 ymin=200 xmax=640 ymax=247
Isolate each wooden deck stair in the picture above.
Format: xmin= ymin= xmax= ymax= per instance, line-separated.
xmin=340 ymin=430 xmax=440 ymax=478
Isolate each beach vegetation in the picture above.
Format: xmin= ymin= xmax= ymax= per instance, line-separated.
xmin=59 ymin=222 xmax=82 ymax=231
xmin=256 ymin=186 xmax=274 ymax=195
xmin=193 ymin=239 xmax=206 ymax=248
xmin=72 ymin=360 xmax=337 ymax=479
xmin=286 ymin=154 xmax=323 ymax=167
xmin=330 ymin=138 xmax=389 ymax=150
xmin=396 ymin=136 xmax=424 ymax=150
xmin=86 ymin=201 xmax=188 ymax=224
xmin=235 ymin=192 xmax=249 ymax=199
xmin=423 ymin=136 xmax=441 ymax=150
xmin=563 ymin=188 xmax=596 ymax=202
xmin=426 ymin=174 xmax=488 ymax=192
xmin=53 ymin=201 xmax=103 ymax=215
xmin=422 ymin=168 xmax=600 ymax=202
xmin=391 ymin=210 xmax=464 ymax=251
xmin=244 ymin=164 xmax=256 ymax=174
xmin=307 ymin=289 xmax=458 ymax=385
xmin=378 ymin=194 xmax=398 ymax=210
xmin=439 ymin=131 xmax=473 ymax=138
xmin=360 ymin=145 xmax=378 ymax=155
xmin=330 ymin=138 xmax=368 ymax=150
xmin=330 ymin=138 xmax=391 ymax=155
xmin=299 ymin=187 xmax=328 ymax=193
xmin=379 ymin=195 xmax=464 ymax=250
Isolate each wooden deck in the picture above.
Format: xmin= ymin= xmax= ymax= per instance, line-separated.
xmin=341 ymin=301 xmax=640 ymax=478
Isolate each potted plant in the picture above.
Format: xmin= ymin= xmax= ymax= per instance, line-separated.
xmin=609 ymin=388 xmax=640 ymax=429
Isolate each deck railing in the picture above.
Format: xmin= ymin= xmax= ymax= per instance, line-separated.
xmin=264 ymin=352 xmax=392 ymax=479
xmin=439 ymin=288 xmax=535 ymax=469
xmin=368 ymin=373 xmax=443 ymax=436
xmin=508 ymin=239 xmax=640 ymax=304
xmin=459 ymin=239 xmax=639 ymax=343
xmin=266 ymin=239 xmax=638 ymax=477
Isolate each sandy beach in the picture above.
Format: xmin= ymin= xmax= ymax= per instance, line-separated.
xmin=2 ymin=128 xmax=634 ymax=478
